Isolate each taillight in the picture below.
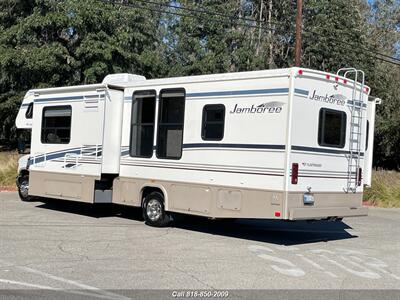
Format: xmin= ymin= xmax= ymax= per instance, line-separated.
xmin=292 ymin=163 xmax=299 ymax=184
xmin=357 ymin=168 xmax=362 ymax=186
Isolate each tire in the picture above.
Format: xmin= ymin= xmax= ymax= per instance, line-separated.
xmin=142 ymin=192 xmax=171 ymax=227
xmin=18 ymin=175 xmax=33 ymax=202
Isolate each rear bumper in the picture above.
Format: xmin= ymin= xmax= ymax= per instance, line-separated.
xmin=289 ymin=206 xmax=368 ymax=220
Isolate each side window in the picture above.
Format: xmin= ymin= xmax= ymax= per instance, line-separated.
xmin=41 ymin=106 xmax=72 ymax=144
xmin=130 ymin=90 xmax=156 ymax=158
xmin=25 ymin=102 xmax=34 ymax=119
xmin=202 ymin=104 xmax=225 ymax=141
xmin=318 ymin=108 xmax=346 ymax=148
xmin=156 ymin=89 xmax=185 ymax=159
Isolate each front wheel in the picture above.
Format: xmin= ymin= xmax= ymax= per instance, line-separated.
xmin=142 ymin=192 xmax=171 ymax=227
xmin=18 ymin=175 xmax=32 ymax=202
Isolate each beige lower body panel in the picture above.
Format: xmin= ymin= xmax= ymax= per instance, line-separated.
xmin=29 ymin=170 xmax=98 ymax=203
xmin=28 ymin=172 xmax=368 ymax=220
xmin=113 ymin=177 xmax=284 ymax=219
xmin=289 ymin=206 xmax=368 ymax=220
xmin=287 ymin=192 xmax=367 ymax=220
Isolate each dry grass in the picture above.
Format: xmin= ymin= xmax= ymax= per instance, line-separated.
xmin=364 ymin=170 xmax=400 ymax=208
xmin=0 ymin=151 xmax=18 ymax=188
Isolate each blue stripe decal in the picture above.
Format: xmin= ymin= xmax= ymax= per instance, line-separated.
xmin=347 ymin=100 xmax=367 ymax=108
xmin=34 ymin=95 xmax=84 ymax=103
xmin=186 ymin=88 xmax=289 ymax=98
xmin=294 ymin=88 xmax=309 ymax=96
xmin=29 ymin=146 xmax=102 ymax=165
xmin=34 ymin=94 xmax=104 ymax=104
xmin=29 ymin=149 xmax=82 ymax=165
xmin=292 ymin=145 xmax=364 ymax=157
xmin=183 ymin=143 xmax=285 ymax=150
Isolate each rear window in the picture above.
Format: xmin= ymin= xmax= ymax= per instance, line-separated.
xmin=318 ymin=108 xmax=346 ymax=148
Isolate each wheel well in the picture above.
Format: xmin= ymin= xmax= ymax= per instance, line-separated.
xmin=141 ymin=186 xmax=164 ymax=204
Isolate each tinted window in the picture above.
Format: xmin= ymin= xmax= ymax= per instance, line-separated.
xmin=130 ymin=90 xmax=156 ymax=158
xmin=318 ymin=108 xmax=346 ymax=148
xmin=25 ymin=102 xmax=34 ymax=119
xmin=41 ymin=106 xmax=72 ymax=144
xmin=202 ymin=104 xmax=225 ymax=140
xmin=156 ymin=89 xmax=185 ymax=159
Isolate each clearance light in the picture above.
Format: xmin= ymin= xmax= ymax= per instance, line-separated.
xmin=335 ymin=77 xmax=339 ymax=82
xmin=275 ymin=211 xmax=281 ymax=217
xmin=326 ymin=75 xmax=330 ymax=80
xmin=298 ymin=69 xmax=303 ymax=75
xmin=343 ymin=79 xmax=348 ymax=84
xmin=291 ymin=163 xmax=299 ymax=184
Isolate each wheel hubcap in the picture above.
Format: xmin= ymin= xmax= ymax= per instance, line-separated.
xmin=146 ymin=199 xmax=162 ymax=221
xmin=19 ymin=180 xmax=29 ymax=198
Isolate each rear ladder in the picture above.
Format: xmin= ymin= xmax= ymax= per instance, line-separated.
xmin=337 ymin=68 xmax=365 ymax=193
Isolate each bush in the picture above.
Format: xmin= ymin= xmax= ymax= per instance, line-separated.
xmin=364 ymin=170 xmax=400 ymax=208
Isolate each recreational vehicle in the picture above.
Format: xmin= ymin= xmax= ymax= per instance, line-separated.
xmin=15 ymin=67 xmax=379 ymax=227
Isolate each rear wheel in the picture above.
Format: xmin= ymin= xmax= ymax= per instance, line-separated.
xmin=142 ymin=192 xmax=171 ymax=227
xmin=18 ymin=175 xmax=32 ymax=202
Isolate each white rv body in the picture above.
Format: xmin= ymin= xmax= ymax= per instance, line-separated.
xmin=16 ymin=68 xmax=378 ymax=221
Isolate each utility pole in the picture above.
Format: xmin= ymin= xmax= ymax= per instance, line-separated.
xmin=295 ymin=0 xmax=303 ymax=67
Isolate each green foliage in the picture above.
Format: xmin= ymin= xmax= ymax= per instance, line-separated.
xmin=0 ymin=0 xmax=167 ymax=142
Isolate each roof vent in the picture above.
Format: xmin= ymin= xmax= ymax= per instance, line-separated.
xmin=102 ymin=73 xmax=146 ymax=85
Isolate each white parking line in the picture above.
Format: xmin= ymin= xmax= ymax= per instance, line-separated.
xmin=0 ymin=258 xmax=129 ymax=300
xmin=0 ymin=279 xmax=121 ymax=299
xmin=19 ymin=266 xmax=130 ymax=300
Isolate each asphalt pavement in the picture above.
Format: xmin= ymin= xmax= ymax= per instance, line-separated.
xmin=0 ymin=192 xmax=399 ymax=299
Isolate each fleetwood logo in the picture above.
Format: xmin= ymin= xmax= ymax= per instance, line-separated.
xmin=230 ymin=101 xmax=285 ymax=114
xmin=309 ymin=90 xmax=346 ymax=106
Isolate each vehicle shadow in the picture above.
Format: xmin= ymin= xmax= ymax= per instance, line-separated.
xmin=36 ymin=198 xmax=144 ymax=220
xmin=172 ymin=216 xmax=356 ymax=246
xmin=36 ymin=199 xmax=356 ymax=246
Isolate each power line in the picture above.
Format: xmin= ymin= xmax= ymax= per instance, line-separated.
xmin=125 ymin=0 xmax=400 ymax=64
xmin=302 ymin=28 xmax=400 ymax=64
xmin=304 ymin=36 xmax=400 ymax=67
xmin=124 ymin=0 xmax=287 ymax=27
xmin=101 ymin=0 xmax=292 ymax=33
xmin=100 ymin=0 xmax=400 ymax=67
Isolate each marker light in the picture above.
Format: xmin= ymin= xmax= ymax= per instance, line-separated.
xmin=365 ymin=87 xmax=369 ymax=93
xmin=291 ymin=163 xmax=299 ymax=184
xmin=343 ymin=79 xmax=348 ymax=84
xmin=335 ymin=77 xmax=339 ymax=82
xmin=275 ymin=211 xmax=281 ymax=217
xmin=326 ymin=75 xmax=330 ymax=80
xmin=298 ymin=69 xmax=303 ymax=75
